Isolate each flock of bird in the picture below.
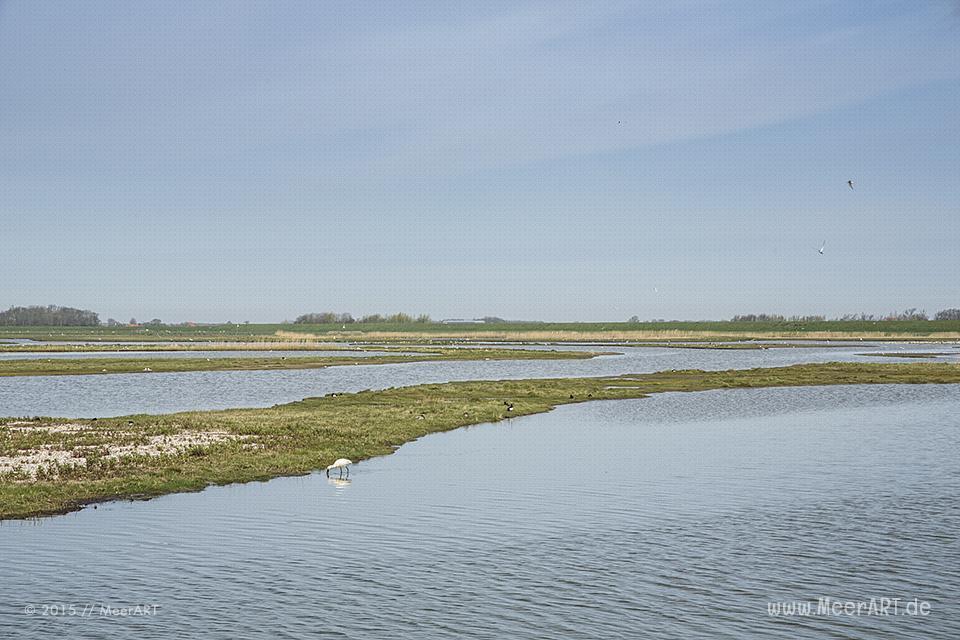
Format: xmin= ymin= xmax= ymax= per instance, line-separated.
xmin=817 ymin=179 xmax=854 ymax=256
xmin=627 ymin=111 xmax=847 ymax=258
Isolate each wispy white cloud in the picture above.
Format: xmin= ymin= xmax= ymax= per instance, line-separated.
xmin=2 ymin=1 xmax=957 ymax=179
xmin=254 ymin=1 xmax=960 ymax=174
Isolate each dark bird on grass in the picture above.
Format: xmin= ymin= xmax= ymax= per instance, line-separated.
xmin=847 ymin=180 xmax=854 ymax=190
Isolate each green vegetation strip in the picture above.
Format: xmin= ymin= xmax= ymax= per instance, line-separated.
xmin=0 ymin=347 xmax=604 ymax=377
xmin=3 ymin=318 xmax=960 ymax=343
xmin=858 ymin=352 xmax=959 ymax=359
xmin=2 ymin=362 xmax=959 ymax=519
xmin=0 ymin=343 xmax=381 ymax=353
xmin=0 ymin=340 xmax=866 ymax=354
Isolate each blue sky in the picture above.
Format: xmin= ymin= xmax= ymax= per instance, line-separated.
xmin=1 ymin=1 xmax=958 ymax=322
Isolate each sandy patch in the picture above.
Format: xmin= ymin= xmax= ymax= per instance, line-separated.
xmin=0 ymin=447 xmax=85 ymax=477
xmin=4 ymin=422 xmax=90 ymax=434
xmin=0 ymin=426 xmax=248 ymax=479
xmin=102 ymin=431 xmax=243 ymax=459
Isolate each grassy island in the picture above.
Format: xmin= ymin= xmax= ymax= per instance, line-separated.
xmin=2 ymin=362 xmax=959 ymax=519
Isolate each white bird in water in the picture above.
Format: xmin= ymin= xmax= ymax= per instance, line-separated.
xmin=325 ymin=458 xmax=352 ymax=478
xmin=818 ymin=240 xmax=826 ymax=255
xmin=847 ymin=180 xmax=854 ymax=190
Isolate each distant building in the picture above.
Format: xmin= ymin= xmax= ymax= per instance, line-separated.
xmin=439 ymin=318 xmax=486 ymax=324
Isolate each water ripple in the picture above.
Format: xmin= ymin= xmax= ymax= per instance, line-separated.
xmin=2 ymin=384 xmax=958 ymax=639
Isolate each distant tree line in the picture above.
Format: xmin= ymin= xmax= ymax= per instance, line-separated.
xmin=881 ymin=308 xmax=930 ymax=321
xmin=730 ymin=314 xmax=826 ymax=322
xmin=934 ymin=308 xmax=960 ymax=321
xmin=294 ymin=312 xmax=432 ymax=324
xmin=835 ymin=313 xmax=882 ymax=321
xmin=730 ymin=308 xmax=960 ymax=322
xmin=0 ymin=305 xmax=100 ymax=326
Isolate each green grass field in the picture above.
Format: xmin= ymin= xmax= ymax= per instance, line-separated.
xmin=3 ymin=361 xmax=959 ymax=519
xmin=2 ymin=319 xmax=960 ymax=343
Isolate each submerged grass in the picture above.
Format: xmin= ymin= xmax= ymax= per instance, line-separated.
xmin=0 ymin=347 xmax=605 ymax=377
xmin=2 ymin=362 xmax=959 ymax=519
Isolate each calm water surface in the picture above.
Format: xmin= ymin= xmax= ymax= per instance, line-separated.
xmin=1 ymin=343 xmax=955 ymax=417
xmin=1 ymin=384 xmax=957 ymax=639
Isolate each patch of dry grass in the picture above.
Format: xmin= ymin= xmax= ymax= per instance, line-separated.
xmin=278 ymin=329 xmax=960 ymax=343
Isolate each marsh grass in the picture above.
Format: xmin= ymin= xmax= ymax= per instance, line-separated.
xmin=302 ymin=329 xmax=960 ymax=343
xmin=2 ymin=362 xmax=959 ymax=519
xmin=859 ymin=352 xmax=959 ymax=359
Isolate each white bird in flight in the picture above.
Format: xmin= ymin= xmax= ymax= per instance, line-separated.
xmin=325 ymin=458 xmax=353 ymax=478
xmin=847 ymin=180 xmax=854 ymax=190
xmin=818 ymin=241 xmax=826 ymax=255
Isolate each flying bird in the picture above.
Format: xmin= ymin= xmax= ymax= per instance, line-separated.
xmin=818 ymin=241 xmax=826 ymax=255
xmin=847 ymin=180 xmax=854 ymax=190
